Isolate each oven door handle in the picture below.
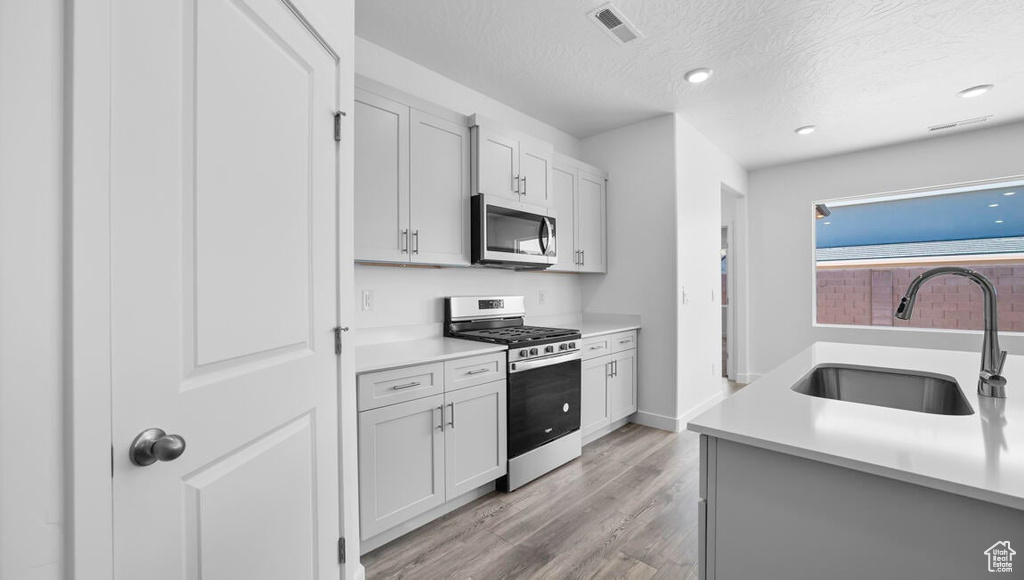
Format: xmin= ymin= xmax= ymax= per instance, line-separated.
xmin=510 ymin=350 xmax=581 ymax=373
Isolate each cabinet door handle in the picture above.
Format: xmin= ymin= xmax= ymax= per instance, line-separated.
xmin=447 ymin=402 xmax=455 ymax=428
xmin=392 ymin=381 xmax=421 ymax=390
xmin=581 ymin=250 xmax=585 ymax=267
xmin=612 ymin=360 xmax=618 ymax=377
xmin=401 ymin=229 xmax=409 ymax=253
xmin=608 ymin=362 xmax=613 ymax=378
xmin=522 ymin=175 xmax=527 ymax=195
xmin=466 ymin=368 xmax=489 ymax=375
xmin=413 ymin=230 xmax=420 ymax=254
xmin=514 ymin=174 xmax=520 ymax=194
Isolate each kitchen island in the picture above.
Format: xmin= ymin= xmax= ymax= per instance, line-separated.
xmin=688 ymin=342 xmax=1024 ymax=580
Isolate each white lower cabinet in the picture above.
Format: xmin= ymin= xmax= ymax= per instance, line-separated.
xmin=358 ymin=394 xmax=445 ymax=539
xmin=581 ymin=331 xmax=638 ymax=440
xmin=581 ymin=355 xmax=612 ymax=435
xmin=358 ymin=374 xmax=507 ymax=541
xmin=444 ymin=381 xmax=507 ymax=500
xmin=609 ymin=349 xmax=637 ymax=421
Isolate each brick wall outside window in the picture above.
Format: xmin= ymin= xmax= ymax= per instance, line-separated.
xmin=816 ymin=263 xmax=1024 ymax=331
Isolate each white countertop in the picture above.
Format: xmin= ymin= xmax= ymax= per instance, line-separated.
xmin=527 ymin=313 xmax=641 ymax=339
xmin=688 ymin=342 xmax=1024 ymax=510
xmin=577 ymin=319 xmax=641 ymax=338
xmin=355 ymin=338 xmax=507 ymax=374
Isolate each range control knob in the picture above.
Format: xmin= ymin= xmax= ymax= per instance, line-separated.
xmin=559 ymin=343 xmax=568 ymax=351
xmin=519 ymin=349 xmax=529 ymax=357
xmin=568 ymin=342 xmax=576 ymax=349
xmin=545 ymin=345 xmax=555 ymax=354
xmin=529 ymin=348 xmax=539 ymax=356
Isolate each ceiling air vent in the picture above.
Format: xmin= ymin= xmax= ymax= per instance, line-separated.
xmin=928 ymin=115 xmax=993 ymax=132
xmin=590 ymin=4 xmax=643 ymax=45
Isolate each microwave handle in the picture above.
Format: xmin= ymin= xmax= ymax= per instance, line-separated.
xmin=539 ymin=218 xmax=553 ymax=255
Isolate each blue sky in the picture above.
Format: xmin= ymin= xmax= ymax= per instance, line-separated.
xmin=816 ymin=184 xmax=1024 ymax=249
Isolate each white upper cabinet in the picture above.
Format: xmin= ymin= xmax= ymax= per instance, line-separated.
xmin=551 ymin=154 xmax=608 ymax=273
xmin=354 ymin=91 xmax=409 ymax=263
xmin=473 ymin=125 xmax=520 ymax=201
xmin=577 ymin=170 xmax=607 ymax=273
xmin=354 ymin=85 xmax=470 ymax=266
xmin=470 ymin=116 xmax=554 ymax=208
xmin=409 ymin=110 xmax=471 ymax=265
xmin=518 ymin=137 xmax=554 ymax=207
xmin=549 ymin=164 xmax=578 ymax=273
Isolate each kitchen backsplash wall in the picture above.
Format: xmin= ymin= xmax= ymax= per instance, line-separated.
xmin=354 ymin=264 xmax=583 ymax=331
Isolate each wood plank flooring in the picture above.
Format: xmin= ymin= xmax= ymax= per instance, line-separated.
xmin=362 ymin=424 xmax=701 ymax=579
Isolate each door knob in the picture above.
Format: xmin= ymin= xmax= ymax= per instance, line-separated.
xmin=130 ymin=428 xmax=187 ymax=466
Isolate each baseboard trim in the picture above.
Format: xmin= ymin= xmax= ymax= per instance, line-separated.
xmin=679 ymin=392 xmax=726 ymax=429
xmin=633 ymin=391 xmax=729 ymax=434
xmin=736 ymin=372 xmax=762 ymax=384
xmin=632 ymin=410 xmax=681 ymax=432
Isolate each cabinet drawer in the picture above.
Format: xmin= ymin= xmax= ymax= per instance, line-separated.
xmin=357 ymin=362 xmax=444 ymax=411
xmin=581 ymin=335 xmax=612 ymax=360
xmin=610 ymin=331 xmax=638 ymax=354
xmin=444 ymin=352 xmax=506 ymax=392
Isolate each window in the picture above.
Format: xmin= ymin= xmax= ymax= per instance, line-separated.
xmin=814 ymin=178 xmax=1024 ymax=331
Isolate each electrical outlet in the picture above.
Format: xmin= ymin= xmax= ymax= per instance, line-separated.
xmin=361 ymin=290 xmax=374 ymax=312
xmin=538 ymin=290 xmax=547 ymax=306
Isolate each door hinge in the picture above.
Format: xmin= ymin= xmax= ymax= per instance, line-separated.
xmin=333 ymin=111 xmax=345 ymax=142
xmin=338 ymin=537 xmax=346 ymax=563
xmin=333 ymin=326 xmax=348 ymax=355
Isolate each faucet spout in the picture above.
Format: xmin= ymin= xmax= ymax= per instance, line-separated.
xmin=894 ymin=266 xmax=1007 ymax=398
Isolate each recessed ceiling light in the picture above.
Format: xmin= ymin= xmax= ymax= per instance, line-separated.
xmin=795 ymin=125 xmax=817 ymax=135
xmin=989 ymin=203 xmax=1000 ymax=208
xmin=1005 ymin=191 xmax=1017 ymax=196
xmin=823 ymin=221 xmax=831 ymax=225
xmin=684 ymin=68 xmax=713 ymax=84
xmin=995 ymin=220 xmax=1005 ymax=224
xmin=958 ymin=84 xmax=994 ymax=98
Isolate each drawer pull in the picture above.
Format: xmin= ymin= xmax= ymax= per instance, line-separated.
xmin=619 ymin=339 xmax=632 ymax=344
xmin=589 ymin=345 xmax=603 ymax=350
xmin=391 ymin=381 xmax=421 ymax=390
xmin=466 ymin=368 xmax=489 ymax=375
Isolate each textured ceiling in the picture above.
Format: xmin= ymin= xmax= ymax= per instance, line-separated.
xmin=355 ymin=0 xmax=1024 ymax=169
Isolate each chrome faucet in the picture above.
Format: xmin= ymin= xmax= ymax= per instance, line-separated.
xmin=894 ymin=266 xmax=1007 ymax=398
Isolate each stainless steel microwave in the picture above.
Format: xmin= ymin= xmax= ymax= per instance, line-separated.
xmin=471 ymin=194 xmax=557 ymax=269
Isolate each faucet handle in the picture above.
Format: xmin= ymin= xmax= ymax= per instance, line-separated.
xmin=997 ymin=350 xmax=1008 ymax=375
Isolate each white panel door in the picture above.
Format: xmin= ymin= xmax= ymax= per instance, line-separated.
xmin=444 ymin=381 xmax=507 ymax=501
xmin=578 ymin=171 xmax=607 ymax=273
xmin=358 ymin=395 xmax=446 ymax=540
xmin=109 ymin=0 xmax=340 ymax=578
xmin=355 ymin=90 xmax=410 ymax=262
xmin=410 ymin=109 xmax=471 ymax=265
xmin=518 ymin=138 xmax=554 ymax=208
xmin=609 ymin=350 xmax=638 ymax=422
xmin=581 ymin=356 xmax=612 ymax=436
xmin=474 ymin=126 xmax=520 ymax=201
xmin=549 ymin=164 xmax=578 ymax=272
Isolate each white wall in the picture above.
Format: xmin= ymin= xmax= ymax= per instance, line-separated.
xmin=674 ymin=116 xmax=749 ymax=416
xmin=0 ymin=1 xmax=65 ymax=578
xmin=356 ymin=37 xmax=581 ymax=157
xmin=354 ymin=265 xmax=582 ymax=340
xmin=748 ymin=121 xmax=1024 ymax=377
xmin=580 ymin=115 xmax=680 ymax=427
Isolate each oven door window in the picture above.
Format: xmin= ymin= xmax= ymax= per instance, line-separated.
xmin=507 ymin=358 xmax=581 ymax=458
xmin=486 ymin=205 xmax=555 ymax=257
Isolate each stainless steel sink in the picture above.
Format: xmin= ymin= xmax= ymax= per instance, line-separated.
xmin=791 ymin=364 xmax=974 ymax=416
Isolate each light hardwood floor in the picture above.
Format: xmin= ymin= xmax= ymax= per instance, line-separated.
xmin=362 ymin=424 xmax=701 ymax=579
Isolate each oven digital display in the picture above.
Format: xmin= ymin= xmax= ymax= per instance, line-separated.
xmin=478 ymin=299 xmax=505 ymax=310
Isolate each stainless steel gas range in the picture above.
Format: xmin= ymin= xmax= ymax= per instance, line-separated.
xmin=444 ymin=296 xmax=581 ymax=491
